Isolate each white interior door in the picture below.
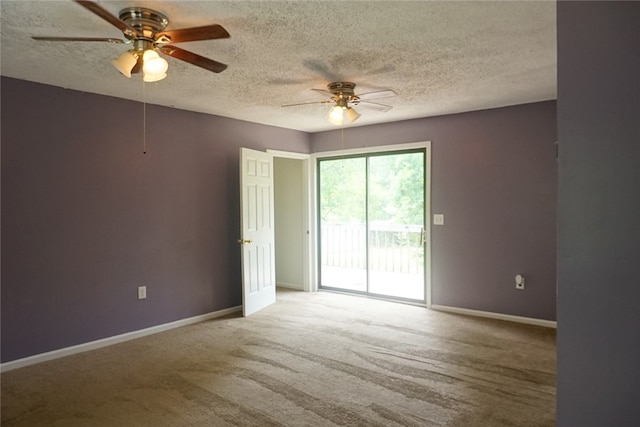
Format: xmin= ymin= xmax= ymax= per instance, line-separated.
xmin=240 ymin=148 xmax=276 ymax=316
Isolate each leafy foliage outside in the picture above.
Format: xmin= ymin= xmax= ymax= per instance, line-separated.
xmin=319 ymin=151 xmax=424 ymax=226
xmin=319 ymin=156 xmax=366 ymax=223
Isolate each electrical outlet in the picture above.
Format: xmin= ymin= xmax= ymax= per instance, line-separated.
xmin=138 ymin=286 xmax=147 ymax=300
xmin=515 ymin=275 xmax=525 ymax=290
xmin=433 ymin=214 xmax=445 ymax=225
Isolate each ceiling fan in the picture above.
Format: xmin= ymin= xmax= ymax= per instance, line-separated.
xmin=32 ymin=0 xmax=230 ymax=82
xmin=283 ymin=82 xmax=396 ymax=126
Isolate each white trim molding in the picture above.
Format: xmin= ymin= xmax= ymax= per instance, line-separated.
xmin=431 ymin=304 xmax=557 ymax=328
xmin=0 ymin=306 xmax=242 ymax=373
xmin=277 ymin=282 xmax=304 ymax=290
xmin=269 ymin=149 xmax=314 ymax=293
xmin=266 ymin=149 xmax=310 ymax=160
xmin=311 ymin=141 xmax=430 ymax=158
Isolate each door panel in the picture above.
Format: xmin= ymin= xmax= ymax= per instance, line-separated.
xmin=240 ymin=148 xmax=276 ymax=316
xmin=318 ymin=149 xmax=426 ymax=302
xmin=367 ymin=152 xmax=425 ymax=300
xmin=318 ymin=157 xmax=367 ymax=292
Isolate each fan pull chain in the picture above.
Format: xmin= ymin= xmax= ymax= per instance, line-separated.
xmin=142 ymin=80 xmax=147 ymax=154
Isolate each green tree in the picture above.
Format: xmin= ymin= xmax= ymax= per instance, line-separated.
xmin=369 ymin=152 xmax=424 ymax=225
xmin=319 ymin=157 xmax=366 ymax=223
xmin=319 ymin=151 xmax=424 ymax=226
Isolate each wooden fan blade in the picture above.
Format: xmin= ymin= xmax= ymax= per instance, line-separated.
xmin=359 ymin=100 xmax=393 ymax=112
xmin=155 ymin=24 xmax=230 ymax=44
xmin=159 ymin=45 xmax=227 ymax=73
xmin=32 ymin=36 xmax=124 ymax=43
xmin=358 ymin=89 xmax=397 ymax=100
xmin=282 ymin=101 xmax=332 ymax=108
xmin=74 ymin=0 xmax=140 ymax=37
xmin=130 ymin=57 xmax=143 ymax=74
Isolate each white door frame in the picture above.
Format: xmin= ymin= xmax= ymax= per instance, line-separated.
xmin=267 ymin=150 xmax=314 ymax=292
xmin=310 ymin=141 xmax=432 ymax=307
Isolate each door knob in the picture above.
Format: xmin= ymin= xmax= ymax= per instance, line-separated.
xmin=237 ymin=239 xmax=253 ymax=244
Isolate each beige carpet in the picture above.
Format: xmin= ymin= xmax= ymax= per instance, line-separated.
xmin=1 ymin=289 xmax=556 ymax=426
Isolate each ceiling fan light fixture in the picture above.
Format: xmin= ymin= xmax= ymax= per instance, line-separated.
xmin=345 ymin=107 xmax=361 ymax=123
xmin=142 ymin=49 xmax=169 ymax=78
xmin=328 ymin=105 xmax=345 ymax=126
xmin=143 ymin=72 xmax=167 ymax=83
xmin=112 ymin=50 xmax=138 ymax=78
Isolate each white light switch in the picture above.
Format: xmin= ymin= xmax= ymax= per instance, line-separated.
xmin=138 ymin=286 xmax=147 ymax=300
xmin=433 ymin=214 xmax=445 ymax=225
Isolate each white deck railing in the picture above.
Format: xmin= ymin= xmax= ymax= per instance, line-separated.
xmin=320 ymin=223 xmax=424 ymax=274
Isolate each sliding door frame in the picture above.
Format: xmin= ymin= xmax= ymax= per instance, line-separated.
xmin=311 ymin=141 xmax=432 ymax=307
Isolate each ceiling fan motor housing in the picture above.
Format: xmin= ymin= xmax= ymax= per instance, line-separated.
xmin=328 ymin=82 xmax=360 ymax=106
xmin=119 ymin=7 xmax=169 ymax=42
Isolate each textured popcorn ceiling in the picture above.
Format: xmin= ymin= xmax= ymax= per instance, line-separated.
xmin=0 ymin=1 xmax=556 ymax=132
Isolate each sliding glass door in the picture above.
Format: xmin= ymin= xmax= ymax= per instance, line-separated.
xmin=318 ymin=149 xmax=426 ymax=302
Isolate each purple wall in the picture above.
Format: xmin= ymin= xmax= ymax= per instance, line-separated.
xmin=557 ymin=2 xmax=640 ymax=425
xmin=1 ymin=77 xmax=309 ymax=363
xmin=312 ymin=101 xmax=557 ymax=320
xmin=2 ymin=76 xmax=556 ymax=364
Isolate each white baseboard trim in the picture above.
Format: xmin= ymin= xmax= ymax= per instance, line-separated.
xmin=0 ymin=305 xmax=242 ymax=373
xmin=431 ymin=305 xmax=557 ymax=329
xmin=277 ymin=282 xmax=303 ymax=290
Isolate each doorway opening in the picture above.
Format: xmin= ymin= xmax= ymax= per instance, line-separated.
xmin=317 ymin=147 xmax=428 ymax=303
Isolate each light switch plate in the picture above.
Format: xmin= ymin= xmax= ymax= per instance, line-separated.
xmin=138 ymin=286 xmax=147 ymax=300
xmin=433 ymin=214 xmax=445 ymax=225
